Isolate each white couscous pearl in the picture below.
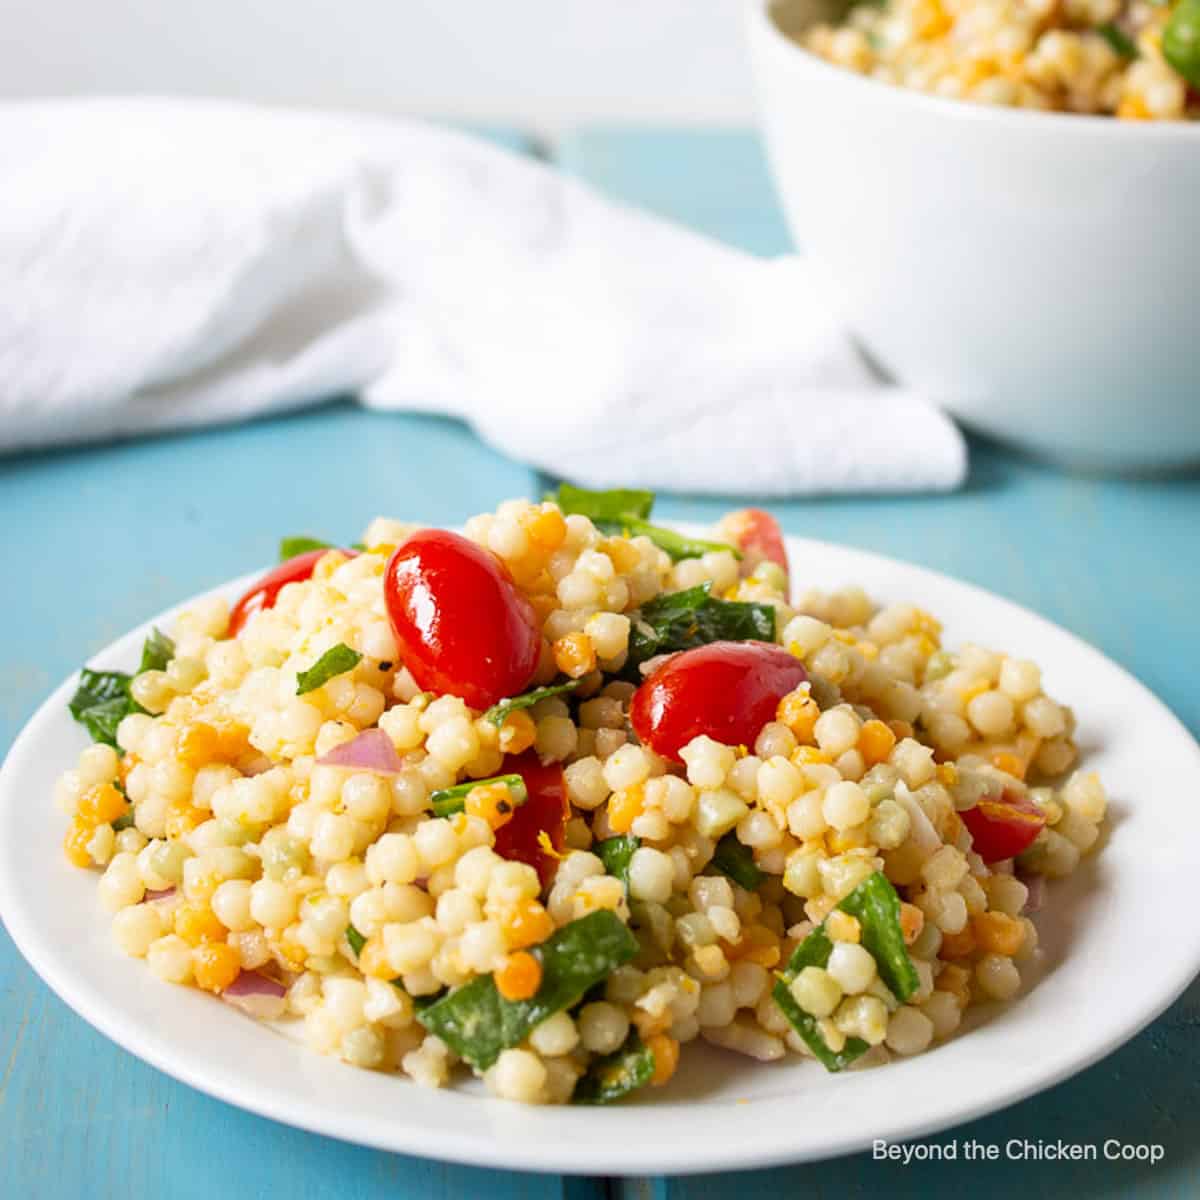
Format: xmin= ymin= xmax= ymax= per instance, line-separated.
xmin=147 ymin=934 xmax=194 ymax=983
xmin=886 ymin=1006 xmax=936 ymax=1055
xmin=486 ymin=1049 xmax=547 ymax=1104
xmin=790 ymin=966 xmax=842 ymax=1017
xmin=577 ymin=1002 xmax=630 ymax=1054
xmin=111 ymin=904 xmax=166 ymax=957
xmin=627 ymin=847 xmax=674 ymax=903
xmin=98 ymin=852 xmax=145 ymax=912
xmin=975 ymin=953 xmax=1022 ymax=1000
xmin=826 ymin=941 xmax=877 ymax=994
xmin=680 ymin=737 xmax=736 ymax=790
xmin=814 ymin=708 xmax=860 ymax=757
xmin=212 ymin=879 xmax=255 ymax=931
xmin=821 ymin=781 xmax=870 ymax=831
xmin=249 ymin=879 xmax=298 ymax=928
xmin=529 ymin=1011 xmax=580 ymax=1057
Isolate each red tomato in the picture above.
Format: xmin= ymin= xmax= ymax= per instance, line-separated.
xmin=383 ymin=529 xmax=540 ymax=711
xmin=228 ymin=548 xmax=358 ymax=637
xmin=961 ymin=791 xmax=1046 ymax=863
xmin=630 ymin=641 xmax=808 ymax=762
xmin=492 ymin=751 xmax=568 ymax=886
xmin=724 ymin=508 xmax=789 ymax=579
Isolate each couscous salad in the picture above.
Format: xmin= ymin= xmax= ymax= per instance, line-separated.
xmin=56 ymin=488 xmax=1106 ymax=1105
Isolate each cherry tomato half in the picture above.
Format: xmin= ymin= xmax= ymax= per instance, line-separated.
xmin=492 ymin=751 xmax=568 ymax=886
xmin=961 ymin=790 xmax=1046 ymax=863
xmin=383 ymin=529 xmax=540 ymax=711
xmin=724 ymin=508 xmax=789 ymax=580
xmin=630 ymin=641 xmax=808 ymax=762
xmin=228 ymin=548 xmax=358 ymax=637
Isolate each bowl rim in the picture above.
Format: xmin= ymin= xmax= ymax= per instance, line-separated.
xmin=748 ymin=0 xmax=1200 ymax=139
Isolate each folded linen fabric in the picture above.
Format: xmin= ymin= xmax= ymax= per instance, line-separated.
xmin=0 ymin=99 xmax=966 ymax=493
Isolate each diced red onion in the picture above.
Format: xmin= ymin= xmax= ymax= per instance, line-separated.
xmin=222 ymin=970 xmax=288 ymax=1019
xmin=316 ymin=728 xmax=404 ymax=774
xmin=145 ymin=887 xmax=176 ymax=902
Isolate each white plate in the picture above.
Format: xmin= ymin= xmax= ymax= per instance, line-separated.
xmin=2 ymin=531 xmax=1199 ymax=1176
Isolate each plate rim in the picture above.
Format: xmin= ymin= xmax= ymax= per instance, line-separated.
xmin=2 ymin=528 xmax=1199 ymax=1176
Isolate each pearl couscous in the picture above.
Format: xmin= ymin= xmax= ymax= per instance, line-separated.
xmin=801 ymin=0 xmax=1200 ymax=119
xmin=58 ymin=487 xmax=1107 ymax=1105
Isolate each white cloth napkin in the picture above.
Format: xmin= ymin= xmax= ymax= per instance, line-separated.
xmin=0 ymin=98 xmax=966 ymax=494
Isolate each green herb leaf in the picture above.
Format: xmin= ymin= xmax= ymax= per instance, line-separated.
xmin=346 ymin=923 xmax=367 ymax=956
xmin=553 ymin=483 xmax=656 ymax=521
xmin=839 ymin=873 xmax=921 ymax=1003
xmin=772 ymin=872 xmax=918 ymax=1071
xmin=1164 ymin=0 xmax=1200 ymax=86
xmin=68 ymin=630 xmax=178 ymax=747
xmin=111 ymin=810 xmax=136 ymax=832
xmin=280 ymin=536 xmax=332 ymax=561
xmin=1097 ymin=21 xmax=1138 ymax=58
xmin=295 ymin=644 xmax=362 ymax=695
xmin=772 ymin=925 xmax=869 ymax=1071
xmin=573 ymin=1029 xmax=655 ymax=1104
xmin=595 ymin=835 xmax=640 ymax=891
xmin=69 ymin=670 xmax=135 ymax=747
xmin=483 ymin=681 xmax=580 ymax=727
xmin=611 ymin=517 xmax=741 ymax=563
xmin=429 ymin=774 xmax=528 ymax=819
xmin=417 ymin=910 xmax=638 ymax=1069
xmin=624 ymin=583 xmax=777 ymax=676
xmin=139 ymin=627 xmax=176 ymax=674
xmin=710 ymin=832 xmax=765 ymax=891
xmin=550 ymin=484 xmax=737 ymax=562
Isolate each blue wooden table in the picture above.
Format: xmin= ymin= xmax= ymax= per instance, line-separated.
xmin=2 ymin=126 xmax=1198 ymax=1200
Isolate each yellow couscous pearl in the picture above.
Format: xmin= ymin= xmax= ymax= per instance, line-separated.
xmin=193 ymin=942 xmax=241 ymax=992
xmin=77 ymin=783 xmax=128 ymax=825
xmin=606 ymin=785 xmax=645 ymax=835
xmin=971 ymin=911 xmax=1026 ymax=957
xmin=175 ymin=903 xmax=226 ymax=946
xmin=465 ymin=782 xmax=518 ymax=831
xmin=857 ymin=720 xmax=897 ymax=767
xmin=497 ymin=710 xmax=537 ymax=755
xmin=499 ymin=898 xmax=555 ymax=950
xmin=64 ymin=819 xmax=96 ymax=868
xmin=553 ymin=632 xmax=597 ymax=679
xmin=495 ymin=951 xmax=542 ymax=1001
xmin=647 ymin=1034 xmax=680 ymax=1086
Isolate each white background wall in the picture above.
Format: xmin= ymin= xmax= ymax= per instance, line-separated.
xmin=0 ymin=0 xmax=758 ymax=129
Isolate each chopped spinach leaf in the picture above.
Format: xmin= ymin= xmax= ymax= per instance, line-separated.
xmin=573 ymin=1029 xmax=655 ymax=1103
xmin=772 ymin=872 xmax=918 ymax=1071
xmin=69 ymin=670 xmax=135 ymax=747
xmin=483 ymin=681 xmax=579 ymax=727
xmin=417 ymin=910 xmax=638 ymax=1069
xmin=280 ymin=535 xmax=332 ymax=561
xmin=613 ymin=518 xmax=741 ymax=563
xmin=624 ymin=583 xmax=777 ymax=676
xmin=1097 ymin=21 xmax=1138 ymax=57
xmin=710 ymin=833 xmax=765 ymax=891
xmin=596 ymin=835 xmax=640 ymax=891
xmin=552 ymin=483 xmax=656 ymax=521
xmin=550 ymin=484 xmax=736 ymax=562
xmin=139 ymin=628 xmax=176 ymax=674
xmin=68 ymin=628 xmax=175 ymax=747
xmin=346 ymin=923 xmax=367 ymax=956
xmin=295 ymin=644 xmax=362 ymax=694
xmin=429 ymin=774 xmax=528 ymax=819
xmin=111 ymin=809 xmax=136 ymax=832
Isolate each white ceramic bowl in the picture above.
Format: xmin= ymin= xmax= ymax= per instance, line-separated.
xmin=747 ymin=0 xmax=1200 ymax=471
